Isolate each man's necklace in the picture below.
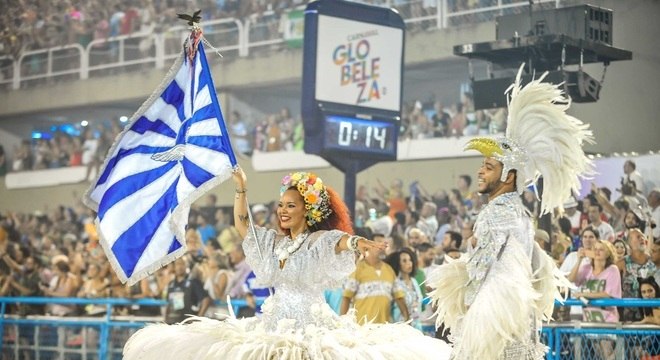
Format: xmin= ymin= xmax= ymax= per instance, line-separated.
xmin=276 ymin=230 xmax=310 ymax=269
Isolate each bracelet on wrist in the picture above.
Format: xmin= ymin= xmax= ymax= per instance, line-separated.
xmin=235 ymin=188 xmax=247 ymax=194
xmin=347 ymin=235 xmax=360 ymax=252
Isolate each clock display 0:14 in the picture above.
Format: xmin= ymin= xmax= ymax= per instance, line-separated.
xmin=324 ymin=115 xmax=396 ymax=155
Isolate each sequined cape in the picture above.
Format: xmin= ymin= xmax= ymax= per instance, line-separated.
xmin=123 ymin=226 xmax=452 ymax=360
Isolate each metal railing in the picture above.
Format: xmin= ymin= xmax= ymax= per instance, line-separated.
xmin=1 ymin=297 xmax=659 ymax=360
xmin=0 ymin=296 xmax=262 ymax=360
xmin=0 ymin=0 xmax=565 ymax=91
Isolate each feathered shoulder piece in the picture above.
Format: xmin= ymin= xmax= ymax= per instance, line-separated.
xmin=466 ymin=64 xmax=595 ymax=215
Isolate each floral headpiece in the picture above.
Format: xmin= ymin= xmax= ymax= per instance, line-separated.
xmin=280 ymin=172 xmax=333 ymax=226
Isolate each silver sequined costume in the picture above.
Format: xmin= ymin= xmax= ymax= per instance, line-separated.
xmin=429 ymin=192 xmax=562 ymax=360
xmin=124 ymin=227 xmax=452 ymax=359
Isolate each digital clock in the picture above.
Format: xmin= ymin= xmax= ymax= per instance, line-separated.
xmin=323 ymin=115 xmax=397 ymax=160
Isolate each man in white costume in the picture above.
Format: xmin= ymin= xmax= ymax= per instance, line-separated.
xmin=429 ymin=65 xmax=594 ymax=359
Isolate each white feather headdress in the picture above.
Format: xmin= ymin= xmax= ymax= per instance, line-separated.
xmin=466 ymin=64 xmax=595 ymax=215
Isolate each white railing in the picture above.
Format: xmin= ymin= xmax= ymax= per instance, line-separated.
xmin=0 ymin=0 xmax=562 ymax=91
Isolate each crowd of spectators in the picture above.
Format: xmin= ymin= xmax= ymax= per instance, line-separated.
xmin=0 ymin=90 xmax=506 ymax=173
xmin=0 ymin=159 xmax=657 ymax=332
xmin=0 ymin=0 xmax=497 ymax=60
xmin=1 ymin=122 xmax=120 ymax=175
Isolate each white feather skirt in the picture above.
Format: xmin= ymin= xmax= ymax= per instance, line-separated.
xmin=428 ymin=240 xmax=550 ymax=360
xmin=123 ymin=311 xmax=452 ymax=360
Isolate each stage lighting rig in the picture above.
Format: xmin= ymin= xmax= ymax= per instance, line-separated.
xmin=454 ymin=4 xmax=632 ymax=110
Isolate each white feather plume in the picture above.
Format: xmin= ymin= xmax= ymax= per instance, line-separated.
xmin=505 ymin=64 xmax=595 ymax=215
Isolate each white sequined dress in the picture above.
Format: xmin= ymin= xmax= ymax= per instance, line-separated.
xmin=124 ymin=227 xmax=452 ymax=359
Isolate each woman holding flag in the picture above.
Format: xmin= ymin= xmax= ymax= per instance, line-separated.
xmin=124 ymin=167 xmax=451 ymax=359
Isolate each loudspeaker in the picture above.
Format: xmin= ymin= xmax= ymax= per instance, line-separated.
xmin=497 ymin=4 xmax=613 ymax=45
xmin=472 ymin=70 xmax=601 ymax=110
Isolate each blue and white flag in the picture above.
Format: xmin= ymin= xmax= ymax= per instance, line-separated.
xmin=84 ymin=42 xmax=237 ymax=285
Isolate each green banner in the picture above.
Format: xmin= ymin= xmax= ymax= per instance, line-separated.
xmin=284 ymin=9 xmax=304 ymax=48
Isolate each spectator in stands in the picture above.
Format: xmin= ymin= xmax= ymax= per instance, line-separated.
xmin=387 ymin=232 xmax=409 ymax=256
xmin=588 ymin=202 xmax=615 ymax=243
xmin=635 ymin=276 xmax=660 ymax=325
xmin=0 ymin=144 xmax=6 ymax=176
xmin=618 ymin=228 xmax=657 ymax=322
xmin=406 ymin=227 xmax=427 ymax=247
xmin=629 ymin=276 xmax=660 ymax=359
xmin=196 ymin=213 xmax=217 ymax=246
xmin=5 ymin=255 xmax=43 ymax=315
xmin=202 ymin=252 xmax=233 ymax=319
xmin=623 ymin=159 xmax=645 ymax=196
xmin=228 ymin=110 xmax=251 ymax=155
xmin=534 ymin=229 xmax=550 ymax=251
xmin=649 ymin=188 xmax=660 ymax=240
xmin=366 ymin=202 xmax=394 ymax=237
xmin=250 ymin=203 xmax=269 ymax=227
xmin=11 ymin=140 xmax=32 ymax=172
xmin=449 ymin=102 xmax=466 ymax=137
xmin=563 ymin=196 xmax=581 ymax=236
xmin=341 ymin=233 xmax=409 ymax=324
xmin=40 ymin=257 xmax=77 ymax=316
xmin=128 ymin=275 xmax=162 ymax=316
xmin=226 ymin=245 xmax=251 ymax=300
xmin=386 ymin=248 xmax=423 ymax=330
xmin=561 ymin=226 xmax=599 ymax=275
xmin=431 ymin=100 xmax=450 ymax=137
xmin=164 ymin=257 xmax=211 ymax=324
xmin=440 ymin=230 xmax=462 ymax=256
xmin=416 ymin=201 xmax=438 ymax=239
xmin=456 ymin=175 xmax=473 ymax=204
xmin=434 ymin=207 xmax=451 ymax=246
xmin=78 ymin=263 xmax=109 ymax=315
xmin=265 ymin=114 xmax=281 ymax=152
xmin=568 ymin=239 xmax=621 ymax=322
xmin=613 ymin=238 xmax=628 ymax=262
xmin=185 ymin=228 xmax=204 ymax=258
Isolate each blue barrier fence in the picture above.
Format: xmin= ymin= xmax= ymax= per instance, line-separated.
xmin=1 ymin=297 xmax=659 ymax=359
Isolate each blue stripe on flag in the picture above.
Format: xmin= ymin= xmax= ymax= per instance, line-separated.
xmin=111 ymin=181 xmax=180 ymax=277
xmin=181 ymin=157 xmax=214 ymax=187
xmin=131 ymin=117 xmax=177 ymax=138
xmin=197 ymin=45 xmax=237 ymax=166
xmin=98 ymin=162 xmax=177 ymax=219
xmin=186 ymin=135 xmax=227 ymax=151
xmin=161 ymin=80 xmax=187 ymax=122
xmin=168 ymin=237 xmax=182 ymax=253
xmin=188 ymin=103 xmax=215 ymax=124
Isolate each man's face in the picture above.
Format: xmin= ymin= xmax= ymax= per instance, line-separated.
xmin=624 ymin=161 xmax=633 ymax=175
xmin=366 ymin=235 xmax=386 ymax=259
xmin=651 ymin=243 xmax=660 ymax=264
xmin=174 ymin=259 xmax=187 ymax=277
xmin=477 ymin=158 xmax=503 ymax=195
xmin=587 ymin=205 xmax=601 ymax=223
xmin=629 ymin=230 xmax=647 ymax=253
xmin=419 ymin=248 xmax=435 ymax=265
xmin=442 ymin=233 xmax=453 ymax=250
xmin=446 ymin=250 xmax=461 ymax=260
xmin=649 ymin=191 xmax=660 ymax=208
xmin=229 ymin=248 xmax=244 ymax=266
xmin=25 ymin=257 xmax=35 ymax=272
